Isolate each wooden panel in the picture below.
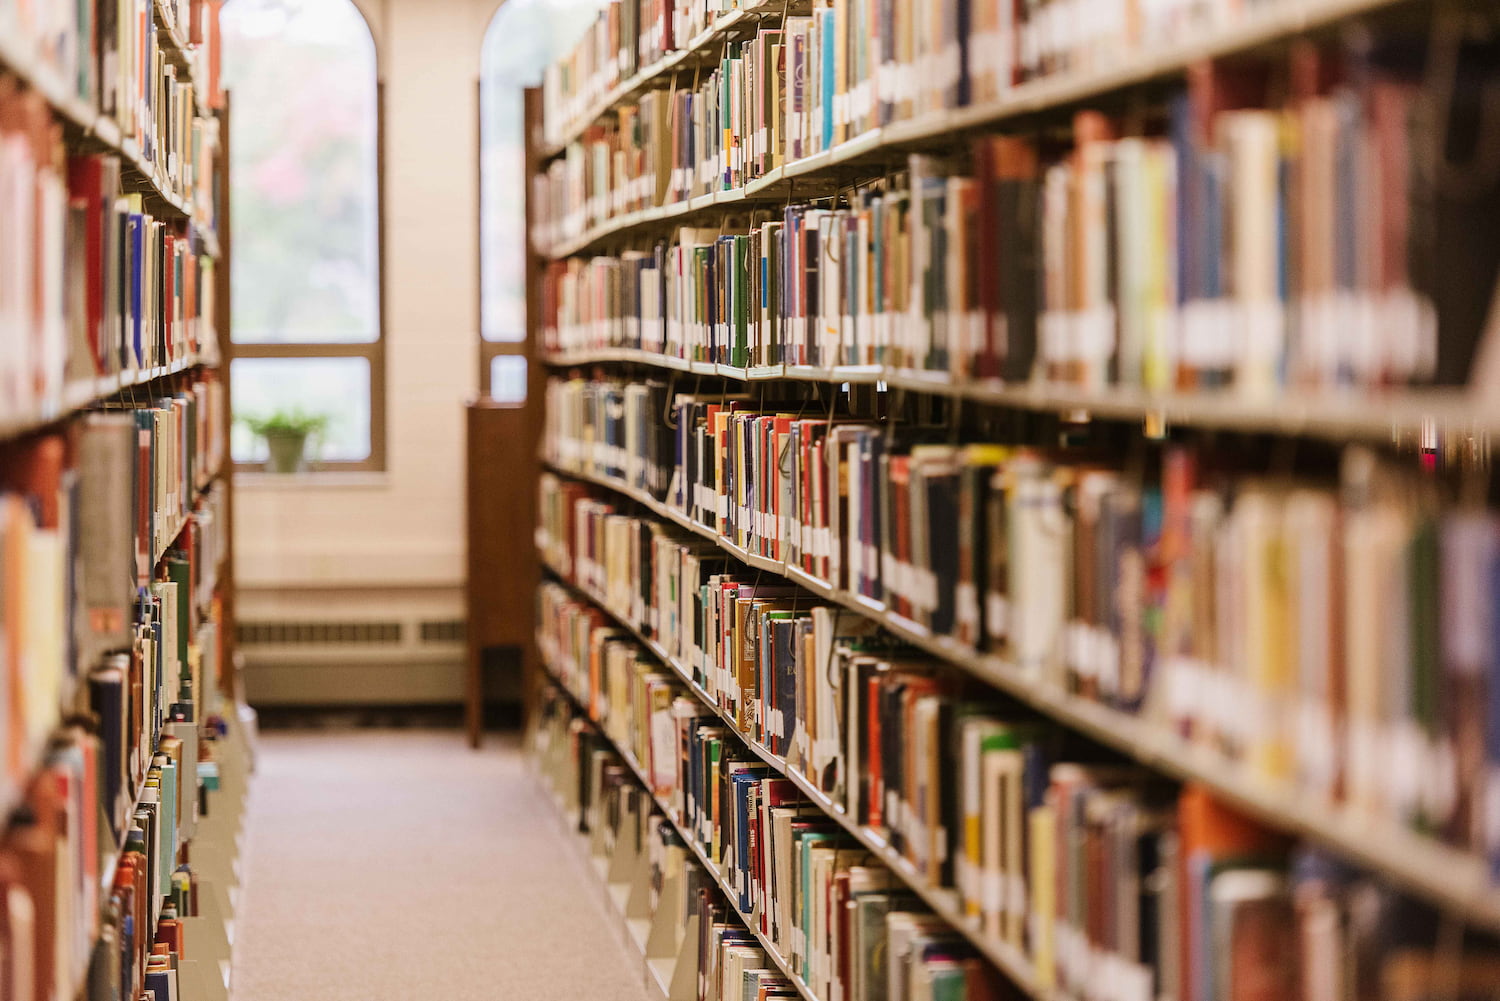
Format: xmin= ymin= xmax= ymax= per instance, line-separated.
xmin=464 ymin=399 xmax=540 ymax=745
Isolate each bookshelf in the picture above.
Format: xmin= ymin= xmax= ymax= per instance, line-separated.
xmin=516 ymin=0 xmax=1500 ymax=998
xmin=0 ymin=2 xmax=248 ymax=999
xmin=540 ymin=351 xmax=1500 ymax=441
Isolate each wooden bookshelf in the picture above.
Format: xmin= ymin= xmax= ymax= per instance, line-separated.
xmin=0 ymin=12 xmax=243 ymax=1000
xmin=517 ymin=0 xmax=1500 ymax=997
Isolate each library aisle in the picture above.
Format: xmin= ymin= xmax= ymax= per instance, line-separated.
xmin=233 ymin=730 xmax=654 ymax=1001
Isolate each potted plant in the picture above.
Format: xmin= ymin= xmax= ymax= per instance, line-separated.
xmin=242 ymin=409 xmax=331 ymax=473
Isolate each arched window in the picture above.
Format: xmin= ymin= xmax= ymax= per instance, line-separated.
xmin=222 ymin=0 xmax=384 ymax=470
xmin=479 ymin=0 xmax=603 ymax=401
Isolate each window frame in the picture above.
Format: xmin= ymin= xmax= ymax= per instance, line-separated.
xmin=227 ymin=8 xmax=387 ymax=474
xmin=476 ymin=74 xmax=528 ymax=400
xmin=477 ymin=7 xmax=557 ymax=402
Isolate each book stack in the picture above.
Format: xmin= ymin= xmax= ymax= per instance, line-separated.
xmin=67 ymin=148 xmax=219 ymax=373
xmin=534 ymin=689 xmax=821 ymax=1001
xmin=0 ymin=719 xmax=217 ymax=1001
xmin=539 ymin=0 xmax=766 ymax=150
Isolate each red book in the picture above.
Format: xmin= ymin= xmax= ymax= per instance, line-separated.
xmin=890 ymin=455 xmax=911 ymax=619
xmin=209 ymin=1 xmax=225 ymax=109
xmin=68 ymin=156 xmax=108 ymax=373
xmin=833 ymin=869 xmax=854 ymax=989
xmin=77 ymin=734 xmax=101 ymax=928
xmin=865 ymin=678 xmax=883 ymax=829
xmin=0 ymin=434 xmax=67 ymax=529
xmin=8 ymin=808 xmax=61 ymax=1001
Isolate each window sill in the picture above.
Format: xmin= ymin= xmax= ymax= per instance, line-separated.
xmin=234 ymin=470 xmax=391 ymax=490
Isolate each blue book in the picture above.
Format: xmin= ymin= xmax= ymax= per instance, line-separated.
xmin=145 ymin=967 xmax=174 ymax=1001
xmin=729 ymin=766 xmax=772 ymax=910
xmin=128 ymin=214 xmax=144 ymax=368
xmin=820 ymin=7 xmax=835 ymax=151
xmin=119 ymin=911 xmax=135 ymax=994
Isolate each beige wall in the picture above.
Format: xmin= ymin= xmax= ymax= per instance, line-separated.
xmin=235 ymin=0 xmax=507 ymax=699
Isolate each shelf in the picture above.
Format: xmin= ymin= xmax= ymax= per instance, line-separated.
xmin=539 ymin=563 xmax=1043 ymax=997
xmin=540 ymin=458 xmax=1500 ymax=934
xmin=537 ymin=0 xmax=1414 ymax=258
xmin=153 ymin=0 xmax=199 ymax=74
xmin=0 ymin=353 xmax=210 ymax=444
xmin=538 ymin=184 xmax=785 ymax=258
xmin=539 ymin=773 xmax=670 ymax=1001
xmin=541 ymin=347 xmax=1498 ymax=441
xmin=0 ymin=31 xmax=102 ymax=133
xmin=98 ymin=755 xmax=163 ymax=897
xmin=0 ymin=27 xmax=220 ymax=235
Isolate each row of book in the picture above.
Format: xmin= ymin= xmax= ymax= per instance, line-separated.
xmin=541 ymin=376 xmax=1500 ymax=878
xmin=543 ymin=378 xmax=675 ymax=503
xmin=0 ymin=0 xmax=225 ymax=188
xmin=538 ymin=39 xmax=1500 ymax=391
xmin=0 ymin=87 xmax=220 ymax=425
xmin=538 ymin=0 xmax=766 ymax=147
xmin=1 ymin=373 xmax=226 ymax=822
xmin=535 ymin=563 xmax=1500 ymax=1001
xmin=541 ymin=0 xmax=1337 ymax=154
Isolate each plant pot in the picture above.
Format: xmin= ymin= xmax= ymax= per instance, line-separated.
xmin=264 ymin=431 xmax=310 ymax=474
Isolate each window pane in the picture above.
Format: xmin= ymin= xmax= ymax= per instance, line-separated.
xmin=480 ymin=0 xmax=605 ymax=343
xmin=222 ymin=0 xmax=378 ymax=344
xmin=232 ymin=357 xmax=371 ymax=463
xmin=489 ymin=355 xmax=528 ymax=404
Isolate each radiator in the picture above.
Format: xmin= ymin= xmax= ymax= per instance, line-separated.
xmin=238 ymin=615 xmax=467 ymax=705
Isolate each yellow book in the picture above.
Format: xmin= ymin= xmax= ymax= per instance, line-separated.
xmin=1029 ymin=802 xmax=1057 ymax=990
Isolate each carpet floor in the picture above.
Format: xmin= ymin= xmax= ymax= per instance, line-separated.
xmin=231 ymin=728 xmax=655 ymax=1001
